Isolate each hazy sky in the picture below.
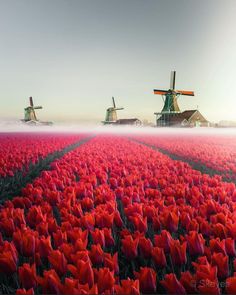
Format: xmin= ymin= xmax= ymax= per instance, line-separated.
xmin=0 ymin=0 xmax=235 ymax=123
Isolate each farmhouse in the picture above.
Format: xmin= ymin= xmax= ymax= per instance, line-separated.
xmin=156 ymin=110 xmax=209 ymax=127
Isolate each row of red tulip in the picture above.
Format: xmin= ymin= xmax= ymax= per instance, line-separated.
xmin=0 ymin=133 xmax=84 ymax=177
xmin=1 ymin=135 xmax=236 ymax=294
xmin=132 ymin=134 xmax=236 ymax=181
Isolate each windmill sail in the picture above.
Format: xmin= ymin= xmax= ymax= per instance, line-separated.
xmin=154 ymin=71 xmax=194 ymax=113
xmin=170 ymin=71 xmax=176 ymax=90
xmin=154 ymin=89 xmax=168 ymax=95
xmin=29 ymin=96 xmax=34 ymax=107
xmin=112 ymin=97 xmax=116 ymax=108
xmin=176 ymin=90 xmax=194 ymax=96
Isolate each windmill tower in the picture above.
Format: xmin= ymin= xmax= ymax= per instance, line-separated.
xmin=23 ymin=97 xmax=43 ymax=123
xmin=103 ymin=97 xmax=124 ymax=124
xmin=153 ymin=71 xmax=194 ymax=126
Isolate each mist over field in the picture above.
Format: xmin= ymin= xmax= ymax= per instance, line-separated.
xmin=1 ymin=119 xmax=236 ymax=136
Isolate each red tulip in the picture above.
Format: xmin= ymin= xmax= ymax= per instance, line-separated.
xmin=104 ymin=252 xmax=119 ymax=274
xmin=225 ymin=238 xmax=236 ymax=256
xmin=74 ymin=238 xmax=88 ymax=251
xmin=103 ymin=228 xmax=115 ymax=247
xmin=186 ymin=219 xmax=199 ymax=232
xmin=154 ymin=230 xmax=173 ymax=253
xmin=211 ymin=252 xmax=229 ymax=279
xmin=130 ymin=214 xmax=147 ymax=233
xmin=48 ymin=250 xmax=67 ymax=276
xmin=26 ymin=206 xmax=46 ymax=228
xmin=91 ymin=228 xmax=105 ymax=248
xmin=143 ymin=205 xmax=157 ymax=222
xmin=81 ymin=197 xmax=94 ymax=211
xmin=153 ymin=216 xmax=161 ymax=231
xmin=120 ymin=229 xmax=131 ymax=238
xmin=0 ymin=218 xmax=15 ymax=237
xmin=38 ymin=236 xmax=53 ymax=258
xmin=37 ymin=269 xmax=62 ymax=294
xmin=212 ymin=223 xmax=227 ymax=239
xmin=61 ymin=278 xmax=81 ymax=295
xmin=68 ymin=260 xmax=94 ymax=288
xmin=53 ymin=230 xmax=67 ymax=249
xmin=18 ymin=263 xmax=37 ymax=290
xmin=170 ymin=240 xmax=187 ymax=266
xmin=48 ymin=217 xmax=59 ymax=233
xmin=59 ymin=243 xmax=74 ymax=262
xmin=226 ymin=222 xmax=236 ymax=239
xmin=134 ymin=267 xmax=156 ymax=294
xmin=71 ymin=250 xmax=90 ymax=266
xmin=161 ymin=211 xmax=179 ymax=232
xmin=96 ymin=212 xmax=114 ymax=228
xmin=192 ymin=256 xmax=218 ymax=283
xmin=152 ymin=246 xmax=166 ymax=268
xmin=209 ymin=238 xmax=227 ymax=255
xmin=138 ymin=237 xmax=152 ymax=259
xmin=89 ymin=244 xmax=104 ymax=265
xmin=80 ymin=213 xmax=95 ymax=230
xmin=36 ymin=222 xmax=49 ymax=237
xmin=67 ymin=228 xmax=88 ymax=244
xmin=199 ymin=219 xmax=212 ymax=237
xmin=115 ymin=278 xmax=139 ymax=295
xmin=186 ymin=231 xmax=205 ymax=256
xmin=180 ymin=212 xmax=191 ymax=229
xmin=161 ymin=273 xmax=186 ymax=294
xmin=21 ymin=233 xmax=36 ymax=257
xmin=95 ymin=267 xmax=115 ymax=293
xmin=180 ymin=271 xmax=197 ymax=294
xmin=110 ymin=177 xmax=118 ymax=188
xmin=0 ymin=241 xmax=18 ymax=265
xmin=122 ymin=235 xmax=139 ymax=259
xmin=0 ymin=250 xmax=17 ymax=274
xmin=62 ymin=277 xmax=98 ymax=295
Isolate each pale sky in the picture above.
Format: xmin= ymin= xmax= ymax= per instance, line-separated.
xmin=0 ymin=0 xmax=235 ymax=124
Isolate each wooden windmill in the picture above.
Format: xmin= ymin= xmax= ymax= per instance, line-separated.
xmin=153 ymin=71 xmax=196 ymax=126
xmin=23 ymin=97 xmax=42 ymax=122
xmin=102 ymin=97 xmax=124 ymax=124
xmin=22 ymin=97 xmax=52 ymax=125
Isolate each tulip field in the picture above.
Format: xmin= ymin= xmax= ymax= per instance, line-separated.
xmin=0 ymin=133 xmax=84 ymax=177
xmin=132 ymin=134 xmax=236 ymax=182
xmin=1 ymin=132 xmax=236 ymax=294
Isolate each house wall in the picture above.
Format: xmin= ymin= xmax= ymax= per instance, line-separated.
xmin=188 ymin=111 xmax=209 ymax=127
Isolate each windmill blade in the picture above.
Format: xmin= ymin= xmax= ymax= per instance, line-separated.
xmin=112 ymin=97 xmax=116 ymax=108
xmin=33 ymin=106 xmax=43 ymax=109
xmin=154 ymin=89 xmax=168 ymax=95
xmin=29 ymin=96 xmax=34 ymax=107
xmin=115 ymin=107 xmax=124 ymax=111
xmin=170 ymin=71 xmax=176 ymax=90
xmin=176 ymin=90 xmax=195 ymax=96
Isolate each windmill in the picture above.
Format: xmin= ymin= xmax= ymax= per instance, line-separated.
xmin=153 ymin=71 xmax=196 ymax=126
xmin=102 ymin=97 xmax=124 ymax=124
xmin=22 ymin=97 xmax=52 ymax=125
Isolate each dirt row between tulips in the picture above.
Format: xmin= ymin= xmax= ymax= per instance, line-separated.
xmin=0 ymin=136 xmax=94 ymax=204
xmin=129 ymin=137 xmax=235 ymax=184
